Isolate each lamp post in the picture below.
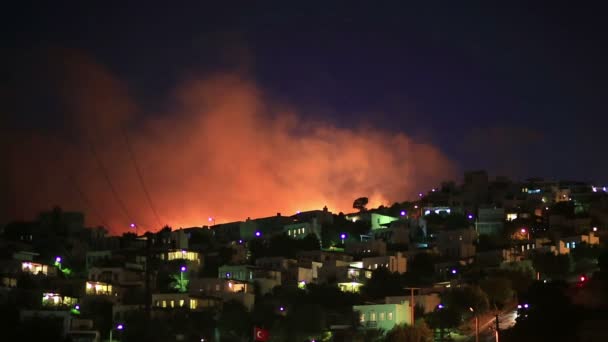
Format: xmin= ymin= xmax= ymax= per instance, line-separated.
xmin=469 ymin=307 xmax=479 ymax=342
xmin=180 ymin=266 xmax=187 ymax=290
xmin=520 ymin=228 xmax=529 ymax=240
xmin=208 ymin=217 xmax=215 ymax=227
xmin=340 ymin=233 xmax=347 ymax=244
xmin=109 ymin=323 xmax=124 ymax=342
xmin=129 ymin=223 xmax=138 ymax=236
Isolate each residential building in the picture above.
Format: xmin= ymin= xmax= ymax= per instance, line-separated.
xmin=476 ymin=207 xmax=505 ymax=236
xmin=354 ymin=300 xmax=412 ymax=330
xmin=436 ymin=228 xmax=477 ymax=259
xmin=345 ymin=240 xmax=387 ymax=256
xmin=362 ymin=252 xmax=407 ymax=274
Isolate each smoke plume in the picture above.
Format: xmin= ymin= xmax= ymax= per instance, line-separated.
xmin=4 ymin=51 xmax=456 ymax=233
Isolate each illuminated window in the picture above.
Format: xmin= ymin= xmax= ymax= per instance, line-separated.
xmin=365 ymin=271 xmax=372 ymax=279
xmin=379 ymin=312 xmax=385 ymax=321
xmin=190 ymin=299 xmax=197 ymax=309
xmin=370 ymin=311 xmax=376 ymax=321
xmin=360 ymin=313 xmax=365 ymax=322
xmin=162 ymin=300 xmax=167 ymax=308
xmin=179 ymin=299 xmax=185 ymax=307
xmin=170 ymin=300 xmax=175 ymax=308
xmin=387 ymin=312 xmax=393 ymax=320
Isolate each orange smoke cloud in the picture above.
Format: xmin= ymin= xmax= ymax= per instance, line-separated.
xmin=4 ymin=52 xmax=456 ymax=233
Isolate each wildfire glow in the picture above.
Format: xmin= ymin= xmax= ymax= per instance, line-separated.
xmin=4 ymin=50 xmax=455 ymax=233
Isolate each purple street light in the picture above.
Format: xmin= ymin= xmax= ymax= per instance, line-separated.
xmin=116 ymin=324 xmax=124 ymax=330
xmin=255 ymin=231 xmax=262 ymax=237
xmin=180 ymin=266 xmax=187 ymax=272
xmin=437 ymin=304 xmax=444 ymax=309
xmin=55 ymin=256 xmax=62 ymax=263
xmin=400 ymin=210 xmax=406 ymax=216
xmin=279 ymin=306 xmax=285 ymax=312
xmin=451 ymin=269 xmax=457 ymax=275
xmin=129 ymin=223 xmax=136 ymax=228
xmin=340 ymin=233 xmax=347 ymax=244
xmin=467 ymin=214 xmax=473 ymax=219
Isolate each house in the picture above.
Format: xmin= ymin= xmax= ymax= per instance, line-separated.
xmin=345 ymin=240 xmax=387 ymax=256
xmin=152 ymin=292 xmax=218 ymax=310
xmin=317 ymin=260 xmax=372 ymax=293
xmin=42 ymin=292 xmax=78 ymax=308
xmin=346 ymin=213 xmax=399 ymax=230
xmin=561 ymin=232 xmax=600 ymax=249
xmin=218 ymin=265 xmax=282 ymax=294
xmin=284 ymin=220 xmax=321 ymax=240
xmin=88 ymin=266 xmax=145 ymax=287
xmin=354 ymin=300 xmax=412 ymax=330
xmin=385 ymin=293 xmax=441 ymax=314
xmin=362 ymin=252 xmax=407 ymax=274
xmin=189 ymin=278 xmax=255 ymax=310
xmin=436 ymin=228 xmax=476 ymax=259
xmin=476 ymin=207 xmax=505 ymax=236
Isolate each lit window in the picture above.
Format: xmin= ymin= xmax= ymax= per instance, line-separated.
xmin=388 ymin=312 xmax=393 ymax=320
xmin=572 ymin=242 xmax=576 ymax=248
xmin=179 ymin=299 xmax=185 ymax=307
xmin=162 ymin=300 xmax=167 ymax=308
xmin=370 ymin=311 xmax=376 ymax=321
xmin=379 ymin=312 xmax=385 ymax=321
xmin=566 ymin=242 xmax=570 ymax=248
xmin=360 ymin=313 xmax=365 ymax=322
xmin=170 ymin=300 xmax=175 ymax=308
xmin=375 ymin=264 xmax=378 ymax=269
xmin=190 ymin=299 xmax=197 ymax=309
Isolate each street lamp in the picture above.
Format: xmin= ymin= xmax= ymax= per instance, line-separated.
xmin=255 ymin=231 xmax=262 ymax=237
xmin=340 ymin=233 xmax=347 ymax=244
xmin=109 ymin=323 xmax=124 ymax=342
xmin=469 ymin=307 xmax=479 ymax=342
xmin=208 ymin=217 xmax=215 ymax=226
xmin=129 ymin=223 xmax=138 ymax=236
xmin=521 ymin=228 xmax=530 ymax=240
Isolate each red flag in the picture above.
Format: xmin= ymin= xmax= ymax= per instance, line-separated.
xmin=254 ymin=327 xmax=269 ymax=341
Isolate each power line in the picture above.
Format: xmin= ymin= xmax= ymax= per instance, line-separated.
xmin=122 ymin=128 xmax=163 ymax=228
xmin=66 ymin=173 xmax=110 ymax=230
xmin=86 ymin=135 xmax=134 ymax=226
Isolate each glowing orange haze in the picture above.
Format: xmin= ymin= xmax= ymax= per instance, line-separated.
xmin=4 ymin=53 xmax=456 ymax=234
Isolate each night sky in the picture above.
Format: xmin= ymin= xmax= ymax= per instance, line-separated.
xmin=2 ymin=3 xmax=608 ymax=229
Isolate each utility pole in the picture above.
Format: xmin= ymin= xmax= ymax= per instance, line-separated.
xmin=405 ymin=287 xmax=420 ymax=324
xmin=495 ymin=313 xmax=500 ymax=342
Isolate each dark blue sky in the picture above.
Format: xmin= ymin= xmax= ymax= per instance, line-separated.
xmin=4 ymin=2 xmax=608 ymax=183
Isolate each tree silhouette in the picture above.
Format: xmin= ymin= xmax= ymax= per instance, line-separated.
xmin=353 ymin=197 xmax=369 ymax=211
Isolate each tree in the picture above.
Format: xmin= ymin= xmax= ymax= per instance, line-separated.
xmin=353 ymin=197 xmax=369 ymax=211
xmin=299 ymin=233 xmax=321 ymax=251
xmin=361 ymin=267 xmax=405 ymax=300
xmin=217 ymin=300 xmax=252 ymax=341
xmin=480 ymin=276 xmax=514 ymax=309
xmin=441 ymin=285 xmax=489 ymax=321
xmin=531 ymin=251 xmax=572 ymax=279
xmin=385 ymin=321 xmax=433 ymax=342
